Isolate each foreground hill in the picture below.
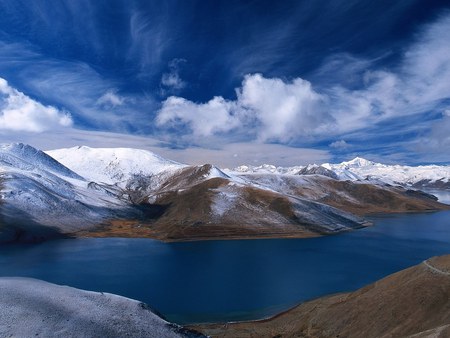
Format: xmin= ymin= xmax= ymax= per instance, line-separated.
xmin=1 ymin=143 xmax=448 ymax=243
xmin=0 ymin=277 xmax=205 ymax=338
xmin=194 ymin=255 xmax=450 ymax=338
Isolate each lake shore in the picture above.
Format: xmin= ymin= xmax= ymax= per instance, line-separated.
xmin=2 ymin=211 xmax=450 ymax=325
xmin=70 ymin=203 xmax=449 ymax=242
xmin=191 ymin=255 xmax=450 ymax=338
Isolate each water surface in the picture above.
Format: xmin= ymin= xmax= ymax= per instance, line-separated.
xmin=0 ymin=211 xmax=449 ymax=324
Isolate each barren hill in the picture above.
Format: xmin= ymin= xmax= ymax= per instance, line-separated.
xmin=194 ymin=255 xmax=450 ymax=338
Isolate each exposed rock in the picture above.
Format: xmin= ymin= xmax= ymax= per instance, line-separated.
xmin=297 ymin=164 xmax=338 ymax=179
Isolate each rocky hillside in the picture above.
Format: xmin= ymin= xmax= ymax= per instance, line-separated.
xmin=194 ymin=255 xmax=450 ymax=338
xmin=235 ymin=173 xmax=446 ymax=216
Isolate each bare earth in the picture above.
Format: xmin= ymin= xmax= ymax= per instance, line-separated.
xmin=192 ymin=255 xmax=450 ymax=338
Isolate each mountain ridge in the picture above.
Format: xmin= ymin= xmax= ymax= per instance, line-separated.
xmin=1 ymin=143 xmax=448 ymax=243
xmin=228 ymin=156 xmax=450 ymax=190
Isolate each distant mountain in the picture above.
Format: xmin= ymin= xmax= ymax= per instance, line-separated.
xmin=1 ymin=144 xmax=448 ymax=243
xmin=297 ymin=164 xmax=338 ymax=179
xmin=230 ymin=156 xmax=450 ymax=190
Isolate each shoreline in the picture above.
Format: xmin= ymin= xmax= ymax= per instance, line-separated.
xmin=69 ymin=206 xmax=450 ymax=243
xmin=190 ymin=255 xmax=450 ymax=337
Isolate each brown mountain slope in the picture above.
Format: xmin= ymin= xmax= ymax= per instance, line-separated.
xmin=147 ymin=178 xmax=367 ymax=241
xmin=83 ymin=175 xmax=368 ymax=241
xmin=237 ymin=174 xmax=449 ymax=215
xmin=78 ymin=168 xmax=448 ymax=241
xmin=193 ymin=255 xmax=450 ymax=338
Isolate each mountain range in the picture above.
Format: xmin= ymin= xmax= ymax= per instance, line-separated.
xmin=231 ymin=156 xmax=450 ymax=190
xmin=0 ymin=143 xmax=448 ymax=243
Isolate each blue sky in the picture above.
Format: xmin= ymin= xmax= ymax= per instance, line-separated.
xmin=0 ymin=0 xmax=450 ymax=166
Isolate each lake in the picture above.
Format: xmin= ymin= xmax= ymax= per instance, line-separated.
xmin=0 ymin=210 xmax=449 ymax=324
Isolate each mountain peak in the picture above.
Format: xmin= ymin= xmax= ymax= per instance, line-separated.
xmin=46 ymin=146 xmax=186 ymax=184
xmin=342 ymin=157 xmax=375 ymax=167
xmin=0 ymin=143 xmax=83 ymax=180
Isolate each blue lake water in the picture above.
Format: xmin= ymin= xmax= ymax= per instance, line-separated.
xmin=0 ymin=210 xmax=449 ymax=324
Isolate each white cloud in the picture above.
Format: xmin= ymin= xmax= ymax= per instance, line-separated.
xmin=156 ymin=96 xmax=240 ymax=137
xmin=161 ymin=73 xmax=185 ymax=90
xmin=402 ymin=14 xmax=450 ymax=106
xmin=329 ymin=140 xmax=350 ymax=149
xmin=160 ymin=58 xmax=186 ymax=93
xmin=96 ymin=91 xmax=125 ymax=107
xmin=0 ymin=78 xmax=72 ymax=132
xmin=156 ymin=13 xmax=450 ymax=153
xmin=237 ymin=74 xmax=330 ymax=141
xmin=157 ymin=73 xmax=331 ymax=142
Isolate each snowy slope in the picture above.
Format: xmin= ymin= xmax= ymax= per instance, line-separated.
xmin=0 ymin=277 xmax=204 ymax=338
xmin=1 ymin=143 xmax=83 ymax=180
xmin=0 ymin=144 xmax=130 ymax=241
xmin=46 ymin=146 xmax=186 ymax=185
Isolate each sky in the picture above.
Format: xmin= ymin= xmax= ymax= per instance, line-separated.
xmin=0 ymin=0 xmax=450 ymax=167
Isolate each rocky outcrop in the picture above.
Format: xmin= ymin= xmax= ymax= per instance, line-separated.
xmin=297 ymin=164 xmax=339 ymax=179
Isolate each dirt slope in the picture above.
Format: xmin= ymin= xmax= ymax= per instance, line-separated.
xmin=194 ymin=255 xmax=450 ymax=338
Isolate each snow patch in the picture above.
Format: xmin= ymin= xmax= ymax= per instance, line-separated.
xmin=211 ymin=186 xmax=240 ymax=217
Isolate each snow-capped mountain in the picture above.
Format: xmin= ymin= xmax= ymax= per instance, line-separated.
xmin=322 ymin=157 xmax=450 ymax=189
xmin=230 ymin=156 xmax=450 ymax=190
xmin=0 ymin=143 xmax=132 ymax=242
xmin=1 ymin=143 xmax=83 ymax=180
xmin=46 ymin=146 xmax=186 ymax=185
xmin=1 ymin=143 xmax=448 ymax=243
xmin=232 ymin=164 xmax=303 ymax=175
